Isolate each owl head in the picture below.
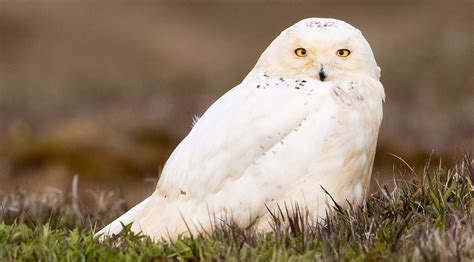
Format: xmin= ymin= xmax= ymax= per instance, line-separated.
xmin=254 ymin=18 xmax=381 ymax=82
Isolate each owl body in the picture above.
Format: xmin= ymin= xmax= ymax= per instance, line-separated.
xmin=97 ymin=18 xmax=385 ymax=241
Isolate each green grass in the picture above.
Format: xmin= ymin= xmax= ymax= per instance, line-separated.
xmin=1 ymin=156 xmax=472 ymax=261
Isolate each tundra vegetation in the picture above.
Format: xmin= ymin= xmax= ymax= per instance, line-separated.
xmin=0 ymin=156 xmax=472 ymax=261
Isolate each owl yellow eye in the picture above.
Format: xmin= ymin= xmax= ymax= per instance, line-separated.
xmin=294 ymin=48 xmax=307 ymax=57
xmin=336 ymin=49 xmax=351 ymax=57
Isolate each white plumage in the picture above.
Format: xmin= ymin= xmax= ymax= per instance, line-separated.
xmin=97 ymin=17 xmax=385 ymax=241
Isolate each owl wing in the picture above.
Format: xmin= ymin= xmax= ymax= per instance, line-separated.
xmin=155 ymin=76 xmax=338 ymax=200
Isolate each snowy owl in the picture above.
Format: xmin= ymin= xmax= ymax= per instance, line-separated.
xmin=97 ymin=17 xmax=385 ymax=241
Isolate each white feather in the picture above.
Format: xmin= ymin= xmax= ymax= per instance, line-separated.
xmin=191 ymin=115 xmax=200 ymax=127
xmin=96 ymin=197 xmax=150 ymax=238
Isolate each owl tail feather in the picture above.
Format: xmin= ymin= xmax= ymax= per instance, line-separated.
xmin=95 ymin=197 xmax=151 ymax=240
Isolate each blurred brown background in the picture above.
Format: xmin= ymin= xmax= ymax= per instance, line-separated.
xmin=0 ymin=1 xmax=472 ymax=205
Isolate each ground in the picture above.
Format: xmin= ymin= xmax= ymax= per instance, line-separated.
xmin=0 ymin=157 xmax=472 ymax=261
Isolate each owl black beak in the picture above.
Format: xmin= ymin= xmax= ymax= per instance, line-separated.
xmin=318 ymin=64 xmax=326 ymax=82
xmin=319 ymin=70 xmax=326 ymax=82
